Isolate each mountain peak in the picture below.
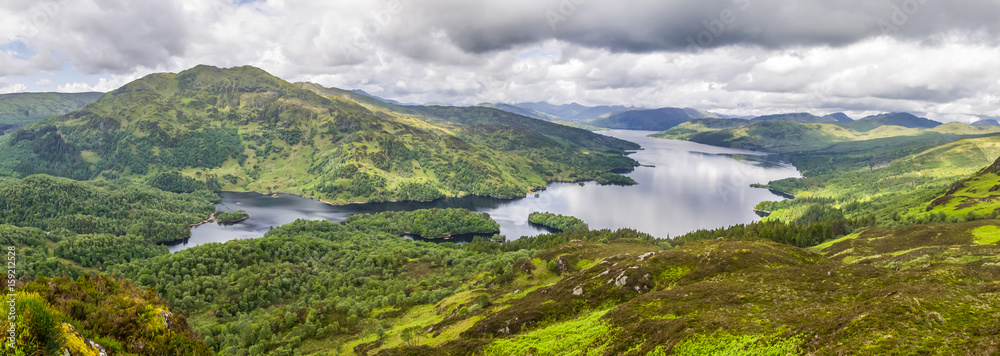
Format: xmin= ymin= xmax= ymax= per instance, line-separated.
xmin=174 ymin=64 xmax=300 ymax=94
xmin=843 ymin=112 xmax=940 ymax=132
xmin=824 ymin=112 xmax=853 ymax=122
xmin=972 ymin=118 xmax=1000 ymax=127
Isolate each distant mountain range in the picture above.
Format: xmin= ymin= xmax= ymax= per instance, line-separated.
xmin=972 ymin=119 xmax=1000 ymax=127
xmin=0 ymin=92 xmax=103 ymax=135
xmin=0 ymin=65 xmax=638 ymax=202
xmin=348 ymin=89 xmax=419 ymax=106
xmin=751 ymin=112 xmax=854 ymax=124
xmin=0 ymin=86 xmax=970 ymax=141
xmin=477 ymin=102 xmax=631 ymax=122
xmin=478 ymin=101 xmax=962 ymax=133
xmin=323 ymin=95 xmax=972 ymax=135
xmin=0 ymin=92 xmax=103 ymax=125
xmin=840 ymin=112 xmax=940 ymax=131
xmin=585 ymin=107 xmax=721 ymax=131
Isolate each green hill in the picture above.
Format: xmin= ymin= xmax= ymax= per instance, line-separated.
xmin=0 ymin=92 xmax=102 ymax=133
xmin=751 ymin=112 xmax=853 ymax=124
xmin=6 ymin=141 xmax=1000 ymax=354
xmin=125 ymin=214 xmax=1000 ymax=355
xmin=842 ymin=112 xmax=941 ymax=132
xmin=409 ymin=105 xmax=638 ymax=152
xmin=476 ymin=103 xmax=559 ymax=121
xmin=294 ymin=82 xmax=417 ymax=113
xmin=826 ymin=112 xmax=854 ymax=122
xmin=924 ymin=155 xmax=1000 ymax=219
xmin=655 ymin=117 xmax=996 ymax=157
xmin=972 ymin=119 xmax=1000 ymax=127
xmin=656 ymin=115 xmax=1000 ymax=229
xmin=587 ymin=107 xmax=718 ymax=131
xmin=0 ymin=65 xmax=637 ymax=204
xmin=502 ymin=102 xmax=629 ymax=122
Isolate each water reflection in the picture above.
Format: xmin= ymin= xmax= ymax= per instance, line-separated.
xmin=168 ymin=130 xmax=800 ymax=252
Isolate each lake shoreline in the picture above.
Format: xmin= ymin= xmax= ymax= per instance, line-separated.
xmin=214 ymin=172 xmax=641 ymax=209
xmin=187 ymin=212 xmax=218 ymax=227
xmin=172 ymin=130 xmax=800 ymax=253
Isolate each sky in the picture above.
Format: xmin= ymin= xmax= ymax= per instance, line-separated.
xmin=1 ymin=0 xmax=999 ymax=122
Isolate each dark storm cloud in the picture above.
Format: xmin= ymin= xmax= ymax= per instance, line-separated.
xmin=389 ymin=0 xmax=1000 ymax=54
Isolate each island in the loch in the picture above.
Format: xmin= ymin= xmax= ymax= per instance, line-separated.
xmin=215 ymin=210 xmax=250 ymax=224
xmin=344 ymin=208 xmax=501 ymax=239
xmin=528 ymin=211 xmax=590 ymax=232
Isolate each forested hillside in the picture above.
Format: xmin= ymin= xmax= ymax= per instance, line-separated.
xmin=101 ymin=212 xmax=996 ymax=355
xmin=485 ymin=102 xmax=628 ymax=122
xmin=106 ymin=213 xmax=535 ymax=355
xmin=3 ymin=140 xmax=1000 ymax=355
xmin=0 ymin=65 xmax=637 ymax=204
xmin=0 ymin=174 xmax=217 ymax=242
xmin=586 ymin=107 xmax=720 ymax=131
xmin=2 ymin=68 xmax=998 ymax=356
xmin=655 ymin=113 xmax=1000 ymax=240
xmin=0 ymin=92 xmax=102 ymax=128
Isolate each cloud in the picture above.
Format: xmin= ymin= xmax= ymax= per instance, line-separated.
xmin=0 ymin=82 xmax=28 ymax=94
xmin=375 ymin=0 xmax=1000 ymax=53
xmin=56 ymin=73 xmax=141 ymax=92
xmin=0 ymin=0 xmax=998 ymax=122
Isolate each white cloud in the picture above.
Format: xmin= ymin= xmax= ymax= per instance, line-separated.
xmin=0 ymin=82 xmax=27 ymax=94
xmin=0 ymin=0 xmax=997 ymax=121
xmin=56 ymin=73 xmax=141 ymax=92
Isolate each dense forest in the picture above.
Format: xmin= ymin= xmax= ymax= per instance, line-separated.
xmin=0 ymin=92 xmax=103 ymax=126
xmin=217 ymin=210 xmax=250 ymax=223
xmin=107 ymin=215 xmax=533 ymax=355
xmin=343 ymin=208 xmax=500 ymax=238
xmin=527 ymin=212 xmax=590 ymax=232
xmin=0 ymin=65 xmax=639 ymax=205
xmin=0 ymin=174 xmax=217 ymax=243
xmin=669 ymin=215 xmax=877 ymax=248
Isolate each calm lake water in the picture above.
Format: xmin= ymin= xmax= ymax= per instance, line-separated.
xmin=166 ymin=130 xmax=800 ymax=252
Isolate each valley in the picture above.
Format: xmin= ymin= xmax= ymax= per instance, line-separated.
xmin=3 ymin=65 xmax=1000 ymax=355
xmin=169 ymin=129 xmax=799 ymax=252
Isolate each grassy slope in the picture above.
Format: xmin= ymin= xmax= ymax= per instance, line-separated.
xmin=586 ymin=107 xmax=702 ymax=131
xmin=363 ymin=220 xmax=1000 ymax=355
xmin=408 ymin=105 xmax=638 ymax=153
xmin=2 ymin=65 xmax=637 ymax=204
xmin=0 ymin=92 xmax=102 ymax=125
xmin=924 ymin=154 xmax=1000 ymax=218
xmin=655 ymin=118 xmax=1000 ymax=225
xmin=552 ymin=120 xmax=608 ymax=131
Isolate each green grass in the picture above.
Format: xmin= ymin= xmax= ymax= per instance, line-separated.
xmin=970 ymin=225 xmax=1000 ymax=245
xmin=808 ymin=231 xmax=863 ymax=253
xmin=0 ymin=92 xmax=102 ymax=125
xmin=483 ymin=308 xmax=616 ymax=356
xmin=666 ymin=332 xmax=803 ymax=356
